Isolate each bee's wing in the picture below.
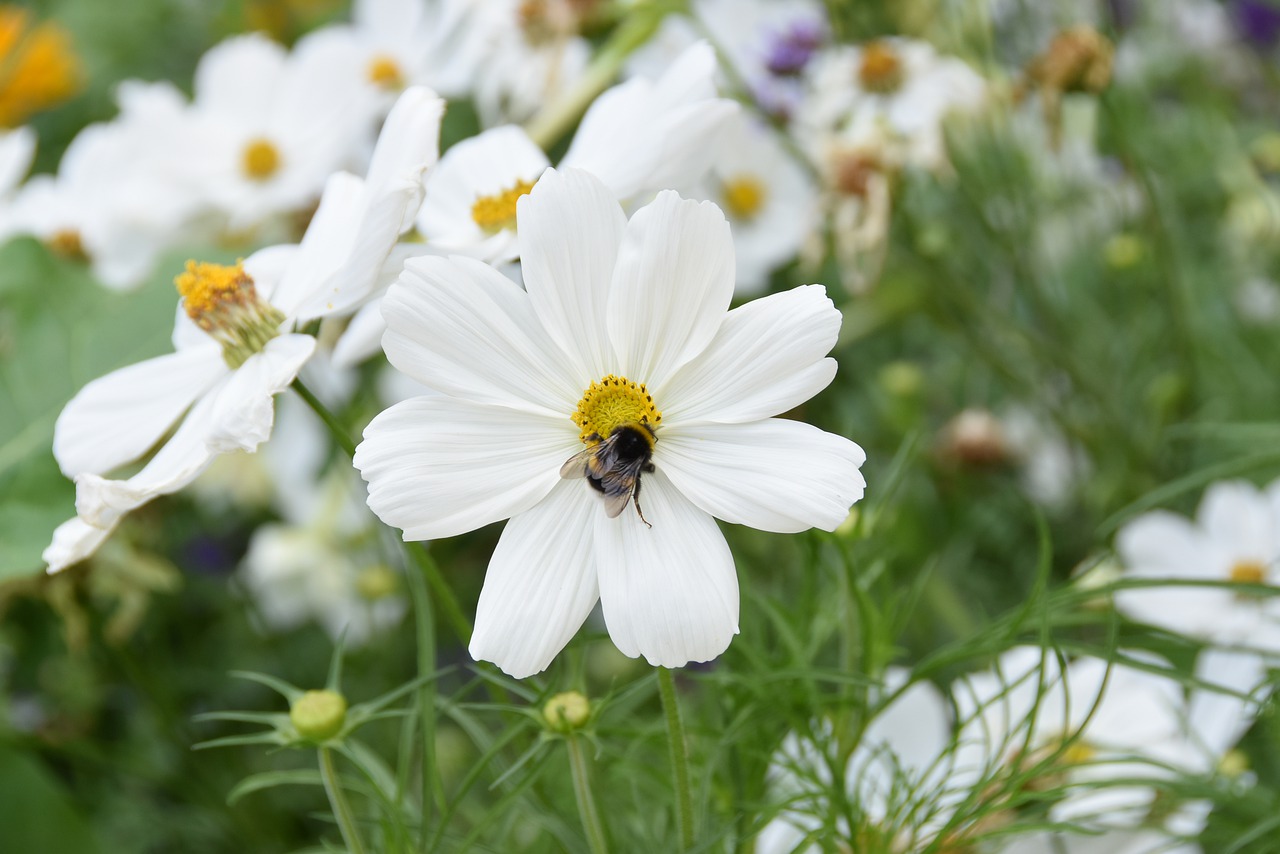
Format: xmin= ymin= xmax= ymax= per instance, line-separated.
xmin=559 ymin=446 xmax=596 ymax=479
xmin=597 ymin=462 xmax=643 ymax=518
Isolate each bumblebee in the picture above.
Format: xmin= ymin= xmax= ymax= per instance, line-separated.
xmin=560 ymin=421 xmax=657 ymax=526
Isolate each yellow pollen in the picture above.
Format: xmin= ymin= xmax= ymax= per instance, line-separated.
xmin=241 ymin=137 xmax=282 ymax=180
xmin=572 ymin=374 xmax=662 ymax=444
xmin=48 ymin=228 xmax=85 ymax=260
xmin=1230 ymin=559 xmax=1267 ymax=586
xmin=722 ymin=175 xmax=766 ymax=220
xmin=471 ymin=179 xmax=536 ymax=233
xmin=366 ymin=54 xmax=404 ymax=89
xmin=175 ymin=259 xmax=253 ymax=320
xmin=0 ymin=6 xmax=83 ymax=128
xmin=859 ymin=40 xmax=904 ymax=94
xmin=1060 ymin=741 xmax=1095 ymax=765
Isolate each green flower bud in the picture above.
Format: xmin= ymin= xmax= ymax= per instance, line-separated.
xmin=1103 ymin=233 xmax=1144 ymax=270
xmin=290 ymin=690 xmax=348 ymax=742
xmin=542 ymin=691 xmax=590 ymax=733
xmin=879 ymin=361 xmax=923 ymax=398
xmin=355 ymin=563 xmax=399 ymax=601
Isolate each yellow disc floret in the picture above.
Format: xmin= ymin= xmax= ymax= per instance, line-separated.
xmin=0 ymin=6 xmax=83 ymax=128
xmin=471 ymin=178 xmax=537 ymax=233
xmin=722 ymin=175 xmax=766 ymax=220
xmin=367 ymin=54 xmax=404 ymax=89
xmin=241 ymin=137 xmax=282 ymax=181
xmin=572 ymin=374 xmax=661 ymax=445
xmin=175 ymin=259 xmax=285 ymax=369
xmin=1230 ymin=559 xmax=1267 ymax=586
xmin=858 ymin=40 xmax=904 ymax=94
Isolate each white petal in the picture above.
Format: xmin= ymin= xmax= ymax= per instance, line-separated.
xmin=0 ymin=126 xmax=35 ymax=196
xmin=469 ymin=480 xmax=601 ymax=678
xmin=607 ymin=191 xmax=734 ymax=389
xmin=1114 ymin=511 xmax=1207 ymax=577
xmin=658 ymin=285 xmax=840 ymax=424
xmin=361 ymin=85 xmax=444 ymax=226
xmin=1197 ymin=480 xmax=1275 ymax=556
xmin=518 ymin=168 xmax=626 ymax=383
xmin=194 ymin=34 xmax=286 ymax=120
xmin=270 ymin=171 xmax=365 ymax=318
xmin=43 ymin=516 xmax=115 ymax=574
xmin=381 ymin=254 xmax=580 ymax=415
xmin=594 ymin=470 xmax=738 ymax=667
xmin=205 ymin=334 xmax=317 ymax=454
xmin=355 ymin=395 xmax=577 ymax=541
xmin=658 ymin=419 xmax=865 ymax=533
xmin=53 ymin=347 xmax=227 ymax=477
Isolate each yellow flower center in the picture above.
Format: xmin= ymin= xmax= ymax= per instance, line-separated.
xmin=241 ymin=137 xmax=282 ymax=181
xmin=48 ymin=228 xmax=85 ymax=260
xmin=858 ymin=40 xmax=904 ymax=94
xmin=471 ymin=178 xmax=537 ymax=233
xmin=1230 ymin=559 xmax=1267 ymax=586
xmin=366 ymin=53 xmax=404 ymax=89
xmin=1060 ymin=741 xmax=1096 ymax=765
xmin=571 ymin=374 xmax=662 ymax=444
xmin=0 ymin=6 xmax=82 ymax=128
xmin=174 ymin=260 xmax=285 ymax=368
xmin=722 ymin=175 xmax=766 ymax=220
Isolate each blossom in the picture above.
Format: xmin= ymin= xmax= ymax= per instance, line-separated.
xmin=758 ymin=670 xmax=991 ymax=853
xmin=356 ymin=167 xmax=865 ymax=676
xmin=43 ymin=87 xmax=444 ymax=573
xmin=1113 ymin=478 xmax=1280 ymax=652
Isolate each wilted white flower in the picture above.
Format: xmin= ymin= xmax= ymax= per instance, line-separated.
xmin=1114 ymin=478 xmax=1280 ymax=652
xmin=43 ymin=88 xmax=444 ymax=573
xmin=356 ymin=167 xmax=865 ymax=677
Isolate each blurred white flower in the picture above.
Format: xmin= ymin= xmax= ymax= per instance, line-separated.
xmin=43 ymin=88 xmax=444 ymax=573
xmin=798 ymin=37 xmax=988 ymax=173
xmin=758 ymin=670 xmax=991 ymax=853
xmin=0 ymin=126 xmax=34 ymax=239
xmin=240 ymin=466 xmax=406 ymax=647
xmin=181 ymin=33 xmax=376 ymax=231
xmin=356 ymin=167 xmax=864 ymax=677
xmin=1001 ymin=406 xmax=1090 ymax=509
xmin=689 ymin=115 xmax=818 ymax=295
xmin=11 ymin=81 xmax=206 ymax=288
xmin=1234 ymin=276 xmax=1280 ymax=324
xmin=467 ymin=0 xmax=591 ymax=125
xmin=1113 ymin=478 xmax=1280 ymax=652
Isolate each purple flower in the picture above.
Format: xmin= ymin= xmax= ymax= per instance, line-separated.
xmin=764 ymin=19 xmax=825 ymax=77
xmin=1234 ymin=0 xmax=1280 ymax=47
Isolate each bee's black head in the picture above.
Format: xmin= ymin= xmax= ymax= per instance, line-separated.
xmin=610 ymin=422 xmax=657 ymax=460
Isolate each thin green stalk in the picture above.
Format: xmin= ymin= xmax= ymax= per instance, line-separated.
xmin=292 ymin=379 xmax=356 ymax=458
xmin=657 ymin=667 xmax=694 ymax=851
xmin=523 ymin=2 xmax=673 ymax=149
xmin=320 ymin=747 xmax=368 ymax=854
xmin=403 ymin=547 xmax=442 ymax=848
xmin=407 ymin=541 xmax=472 ymax=645
xmin=566 ymin=735 xmax=610 ymax=854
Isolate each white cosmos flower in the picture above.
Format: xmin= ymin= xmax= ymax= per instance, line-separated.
xmin=0 ymin=125 xmax=35 ymax=239
xmin=690 ymin=114 xmax=818 ymax=295
xmin=415 ymin=42 xmax=738 ymax=263
xmin=758 ymin=670 xmax=991 ymax=853
xmin=43 ymin=87 xmax=444 ymax=573
xmin=356 ymin=167 xmax=865 ymax=677
xmin=798 ymin=37 xmax=987 ymax=172
xmin=182 ymin=33 xmax=374 ymax=231
xmin=11 ymin=81 xmax=206 ymax=288
xmin=1113 ymin=478 xmax=1280 ymax=652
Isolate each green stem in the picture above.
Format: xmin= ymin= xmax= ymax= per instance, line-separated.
xmin=320 ymin=747 xmax=368 ymax=854
xmin=566 ymin=735 xmax=610 ymax=854
xmin=406 ymin=542 xmax=472 ymax=645
xmin=523 ymin=3 xmax=673 ymax=149
xmin=292 ymin=379 xmax=356 ymax=458
xmin=657 ymin=667 xmax=694 ymax=851
xmin=402 ymin=546 xmax=442 ymax=848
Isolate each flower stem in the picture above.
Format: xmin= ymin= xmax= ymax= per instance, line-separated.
xmin=320 ymin=746 xmax=368 ymax=854
xmin=523 ymin=2 xmax=673 ymax=149
xmin=402 ymin=544 xmax=442 ymax=847
xmin=405 ymin=541 xmax=472 ymax=645
xmin=566 ymin=734 xmax=610 ymax=854
xmin=657 ymin=667 xmax=694 ymax=850
xmin=291 ymin=379 xmax=356 ymax=458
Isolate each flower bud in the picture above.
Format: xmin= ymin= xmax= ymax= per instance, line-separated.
xmin=938 ymin=408 xmax=1010 ymax=468
xmin=542 ymin=691 xmax=591 ymax=733
xmin=1028 ymin=26 xmax=1114 ymax=96
xmin=355 ymin=564 xmax=399 ymax=601
xmin=290 ymin=689 xmax=348 ymax=742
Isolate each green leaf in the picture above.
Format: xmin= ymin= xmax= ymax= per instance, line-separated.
xmin=226 ymin=770 xmax=325 ymax=806
xmin=0 ymin=742 xmax=103 ymax=853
